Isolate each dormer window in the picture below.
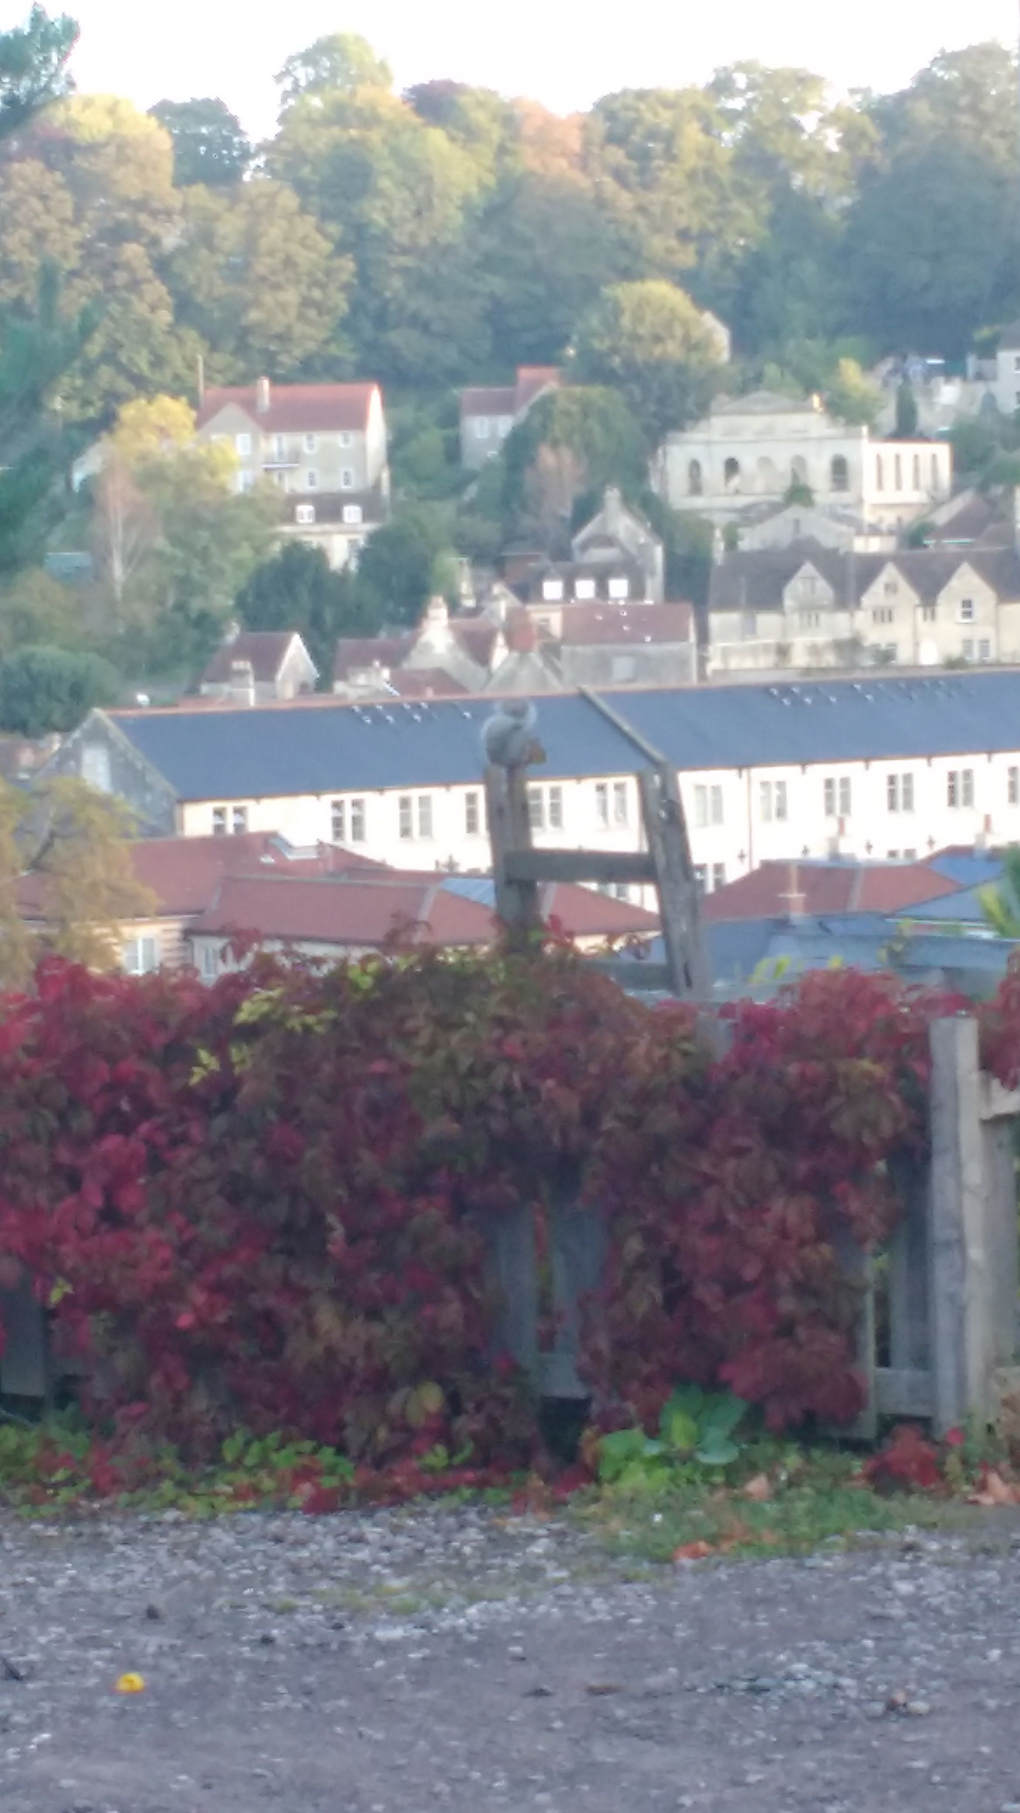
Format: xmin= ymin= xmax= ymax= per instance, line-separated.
xmin=608 ymin=577 xmax=629 ymax=599
xmin=542 ymin=579 xmax=564 ymax=601
xmin=342 ymin=504 xmax=363 ymax=525
xmin=295 ymin=504 xmax=316 ymax=525
xmin=574 ymin=578 xmax=596 ymax=600
xmin=883 ymin=578 xmax=898 ymax=596
xmin=960 ymin=598 xmax=975 ymax=622
xmin=304 ymin=433 xmax=317 ymax=453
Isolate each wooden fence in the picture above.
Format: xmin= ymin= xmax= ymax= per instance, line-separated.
xmin=2 ymin=1015 xmax=1018 ymax=1438
xmin=475 ymin=1013 xmax=1020 ymax=1438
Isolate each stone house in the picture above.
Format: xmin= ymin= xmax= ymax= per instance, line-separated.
xmin=706 ymin=541 xmax=1020 ymax=676
xmin=196 ymin=378 xmax=390 ymax=570
xmin=658 ymin=390 xmax=952 ymax=532
xmin=197 ymin=630 xmax=318 ymax=704
xmin=459 ymin=366 xmax=560 ymax=469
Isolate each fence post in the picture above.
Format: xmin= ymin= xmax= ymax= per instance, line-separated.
xmin=927 ymin=1015 xmax=988 ymax=1434
xmin=540 ymin=1197 xmax=609 ymax=1401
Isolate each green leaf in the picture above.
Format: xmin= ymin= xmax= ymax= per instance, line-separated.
xmin=695 ymin=1435 xmax=740 ymax=1468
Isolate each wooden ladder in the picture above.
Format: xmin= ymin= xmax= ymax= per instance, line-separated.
xmin=484 ymin=754 xmax=710 ymax=1000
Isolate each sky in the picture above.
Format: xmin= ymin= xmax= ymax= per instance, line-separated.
xmin=7 ymin=0 xmax=1020 ymax=137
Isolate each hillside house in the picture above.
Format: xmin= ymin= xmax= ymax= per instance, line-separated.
xmin=198 ymin=630 xmax=318 ymax=703
xmin=459 ymin=365 xmax=560 ymax=469
xmin=196 ymin=378 xmax=391 ymax=569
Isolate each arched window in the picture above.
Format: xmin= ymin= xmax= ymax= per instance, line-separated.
xmin=688 ymin=458 xmax=703 ymax=496
xmin=931 ymin=453 xmax=940 ymax=490
xmin=912 ymin=454 xmax=921 ymax=489
xmin=894 ymin=454 xmax=903 ymax=490
xmin=791 ymin=455 xmax=808 ymax=487
xmin=830 ymin=455 xmax=849 ymax=492
xmin=875 ymin=455 xmax=884 ymax=492
xmin=723 ymin=457 xmax=741 ymax=492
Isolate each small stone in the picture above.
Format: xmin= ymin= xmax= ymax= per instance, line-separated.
xmin=259 ymin=1633 xmax=276 ymax=1646
xmin=508 ymin=1645 xmax=526 ymax=1661
xmin=585 ymin=1682 xmax=623 ymax=1696
xmin=144 ymin=1604 xmax=162 ymax=1621
xmin=1 ymin=1657 xmax=25 ymax=1682
xmin=905 ymin=1701 xmax=932 ymax=1718
xmin=885 ymin=1689 xmax=909 ymax=1713
xmin=526 ymin=1685 xmax=553 ymax=1698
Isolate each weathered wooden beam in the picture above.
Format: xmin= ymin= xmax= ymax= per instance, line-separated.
xmin=589 ymin=958 xmax=674 ymax=991
xmin=504 ymin=848 xmax=657 ymax=886
xmin=637 ymin=764 xmax=711 ymax=1002
xmin=485 ymin=763 xmax=540 ymax=928
xmin=874 ymin=1366 xmax=934 ymax=1418
xmin=928 ymin=1016 xmax=987 ymax=1434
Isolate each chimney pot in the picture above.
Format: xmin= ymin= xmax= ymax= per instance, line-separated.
xmin=256 ymin=376 xmax=271 ymax=414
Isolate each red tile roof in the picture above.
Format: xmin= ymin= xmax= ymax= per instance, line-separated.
xmin=702 ymin=860 xmax=963 ymax=924
xmin=191 ymin=874 xmax=495 ymax=949
xmin=515 ymin=366 xmax=560 ymax=411
xmin=460 ymin=386 xmax=516 ymax=418
xmin=333 ymin=634 xmax=415 ymax=680
xmin=197 ymin=382 xmax=378 ymax=434
xmin=200 ymin=632 xmax=310 ymax=687
xmin=539 ymin=883 xmax=659 ymax=938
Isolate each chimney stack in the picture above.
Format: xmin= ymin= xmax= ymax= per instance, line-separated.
xmin=256 ymin=376 xmax=271 ymax=415
xmin=229 ymin=658 xmax=256 ymax=707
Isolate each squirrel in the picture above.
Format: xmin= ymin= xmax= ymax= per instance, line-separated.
xmin=481 ymin=700 xmax=545 ymax=768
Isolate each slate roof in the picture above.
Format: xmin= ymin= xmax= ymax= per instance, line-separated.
xmin=197 ymin=383 xmax=377 ymax=433
xmin=98 ymin=668 xmax=1020 ymax=802
xmin=283 ymin=486 xmax=388 ymax=528
xmin=708 ymin=542 xmax=1020 ymax=611
xmin=460 ymin=386 xmax=516 ymax=418
xmin=557 ymin=603 xmax=693 ymax=647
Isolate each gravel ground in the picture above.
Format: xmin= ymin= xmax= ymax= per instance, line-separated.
xmin=2 ymin=1504 xmax=1020 ymax=1812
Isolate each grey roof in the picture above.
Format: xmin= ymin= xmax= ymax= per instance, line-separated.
xmin=99 ymin=669 xmax=1020 ymax=800
xmin=709 ymin=541 xmax=1020 ymax=611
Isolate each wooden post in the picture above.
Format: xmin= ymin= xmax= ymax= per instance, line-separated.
xmin=485 ymin=763 xmax=540 ymax=929
xmin=478 ymin=1204 xmax=538 ymax=1384
xmin=637 ymin=764 xmax=710 ymax=1002
xmin=0 ymin=1281 xmax=48 ymax=1399
xmin=540 ymin=1197 xmax=609 ymax=1401
xmin=979 ymin=1076 xmax=1020 ymax=1378
xmin=927 ymin=1015 xmax=988 ymax=1434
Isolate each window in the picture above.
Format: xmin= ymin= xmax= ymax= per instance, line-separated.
xmin=341 ymin=504 xmax=363 ymax=526
xmin=237 ymin=470 xmax=254 ymax=493
xmin=612 ymin=781 xmax=628 ymax=826
xmin=962 ymin=640 xmax=974 ymax=661
xmin=688 ymin=459 xmax=703 ymax=496
xmin=306 ymin=470 xmax=318 ymax=490
xmin=922 ymin=604 xmax=936 ymax=622
xmin=825 ymin=777 xmax=851 ymax=817
xmin=947 ymin=770 xmax=974 ymax=808
xmin=212 ymin=807 xmax=227 ymax=836
xmin=840 ymin=777 xmax=852 ymax=817
xmin=574 ymin=578 xmax=596 ymax=600
xmin=399 ymin=795 xmax=413 ymax=839
xmin=542 ymin=579 xmax=564 ymax=601
xmin=799 ymin=611 xmax=820 ymax=629
xmin=962 ymin=769 xmax=974 ymax=808
xmin=418 ymin=796 xmax=433 ymax=838
xmin=979 ymin=639 xmax=992 ymax=661
xmin=723 ymin=456 xmax=741 ymax=491
xmin=496 ymin=415 xmax=513 ymax=437
xmin=712 ymin=863 xmax=726 ymax=892
xmin=548 ymin=785 xmax=563 ymax=830
xmin=123 ymin=936 xmax=158 ymax=976
xmin=1009 ymin=767 xmax=1019 ymax=805
xmin=883 ymin=579 xmax=898 ymax=597
xmin=894 ymin=455 xmax=903 ymax=489
xmin=774 ymin=780 xmax=788 ymax=821
xmin=474 ymin=418 xmax=490 ymax=439
xmin=872 ymin=606 xmax=893 ymax=624
xmin=331 ymin=799 xmax=346 ymax=843
xmin=912 ymin=454 xmax=921 ymax=489
xmin=350 ymin=799 xmax=365 ymax=841
xmin=830 ymin=455 xmax=849 ymax=492
xmin=930 ymin=454 xmax=939 ymax=489
xmin=595 ymin=782 xmax=609 ymax=827
xmin=527 ymin=785 xmax=544 ymax=831
xmin=340 ymin=469 xmax=355 ymax=490
xmin=235 ymin=433 xmax=251 ymax=456
xmin=295 ymin=504 xmax=316 ymax=525
xmin=339 ymin=430 xmax=353 ymax=448
xmin=200 ymin=944 xmax=218 ymax=980
xmin=608 ymin=577 xmax=629 ymax=600
xmin=272 ymin=434 xmax=287 ymax=461
xmin=875 ymin=455 xmax=884 ymax=491
xmin=1014 ymin=355 xmax=1020 ymax=373
xmin=304 ymin=433 xmax=317 ymax=453
xmin=960 ymin=598 xmax=975 ymax=622
xmin=465 ymin=791 xmax=481 ymax=836
xmin=887 ymin=774 xmax=914 ymax=813
xmin=82 ymin=743 xmax=111 ymax=792
xmin=694 ymin=865 xmax=707 ymax=894
xmin=760 ymin=780 xmax=773 ymax=822
xmin=694 ymin=784 xmax=723 ymax=827
xmin=232 ymin=806 xmax=248 ymax=835
xmin=760 ymin=779 xmax=788 ymax=823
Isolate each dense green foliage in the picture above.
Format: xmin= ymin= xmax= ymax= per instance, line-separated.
xmin=0 ymin=642 xmax=118 ymax=733
xmin=0 ymin=30 xmax=1014 ymax=421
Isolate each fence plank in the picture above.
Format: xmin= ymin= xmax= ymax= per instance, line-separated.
xmin=0 ymin=1283 xmax=48 ymax=1399
xmin=928 ymin=1017 xmax=987 ymax=1434
xmin=888 ymin=1157 xmax=930 ymax=1374
xmin=981 ymin=1116 xmax=1020 ymax=1373
xmin=829 ymin=1224 xmax=877 ymax=1439
xmin=505 ymin=850 xmax=657 ymax=886
xmin=542 ymin=1198 xmax=609 ymax=1401
xmin=478 ymin=1205 xmax=538 ymax=1382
